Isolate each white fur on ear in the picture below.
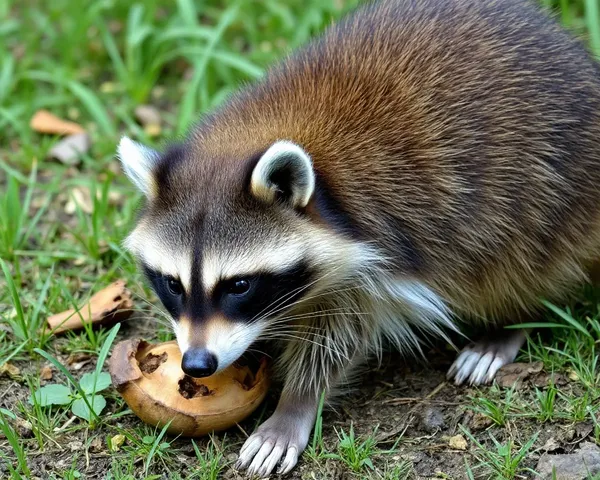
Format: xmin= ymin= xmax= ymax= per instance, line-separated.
xmin=117 ymin=136 xmax=160 ymax=198
xmin=250 ymin=140 xmax=315 ymax=208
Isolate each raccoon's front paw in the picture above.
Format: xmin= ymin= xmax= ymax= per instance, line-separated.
xmin=235 ymin=410 xmax=312 ymax=478
xmin=447 ymin=329 xmax=528 ymax=386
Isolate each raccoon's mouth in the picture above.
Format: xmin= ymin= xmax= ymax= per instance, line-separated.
xmin=173 ymin=315 xmax=266 ymax=376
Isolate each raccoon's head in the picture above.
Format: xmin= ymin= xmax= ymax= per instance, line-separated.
xmin=118 ymin=136 xmax=368 ymax=378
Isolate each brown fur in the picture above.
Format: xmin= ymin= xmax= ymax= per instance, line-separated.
xmin=164 ymin=0 xmax=600 ymax=326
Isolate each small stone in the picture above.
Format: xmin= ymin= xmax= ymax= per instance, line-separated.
xmin=448 ymin=434 xmax=468 ymax=450
xmin=68 ymin=440 xmax=84 ymax=452
xmin=89 ymin=436 xmax=104 ymax=452
xmin=40 ymin=365 xmax=53 ymax=381
xmin=536 ymin=442 xmax=600 ymax=479
xmin=49 ymin=133 xmax=91 ymax=165
xmin=134 ymin=105 xmax=161 ymax=127
xmin=542 ymin=437 xmax=561 ymax=453
xmin=420 ymin=406 xmax=445 ymax=432
xmin=469 ymin=412 xmax=494 ymax=431
xmin=144 ymin=123 xmax=161 ymax=137
xmin=574 ymin=422 xmax=594 ymax=439
xmin=100 ymin=82 xmax=116 ymax=94
xmin=15 ymin=418 xmax=33 ymax=438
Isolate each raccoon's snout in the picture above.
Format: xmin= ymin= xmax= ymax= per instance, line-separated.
xmin=181 ymin=348 xmax=218 ymax=378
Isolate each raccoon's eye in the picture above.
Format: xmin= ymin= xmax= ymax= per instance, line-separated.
xmin=166 ymin=277 xmax=184 ymax=296
xmin=227 ymin=279 xmax=250 ymax=296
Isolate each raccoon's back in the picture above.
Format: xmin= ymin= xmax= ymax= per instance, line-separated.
xmin=192 ymin=0 xmax=600 ymax=317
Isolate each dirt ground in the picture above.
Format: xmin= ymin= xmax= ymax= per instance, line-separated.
xmin=2 ymin=313 xmax=595 ymax=479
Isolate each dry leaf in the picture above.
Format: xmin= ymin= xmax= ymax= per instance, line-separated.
xmin=531 ymin=372 xmax=568 ymax=388
xmin=40 ymin=365 xmax=53 ymax=381
xmin=448 ymin=434 xmax=468 ymax=450
xmin=495 ymin=361 xmax=543 ymax=388
xmin=47 ymin=280 xmax=133 ymax=334
xmin=0 ymin=362 xmax=21 ymax=379
xmin=65 ymin=186 xmax=94 ymax=215
xmin=30 ymin=110 xmax=84 ymax=135
xmin=66 ymin=353 xmax=92 ymax=365
xmin=110 ymin=434 xmax=126 ymax=452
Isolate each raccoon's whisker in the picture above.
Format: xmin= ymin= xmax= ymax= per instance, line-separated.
xmin=268 ymin=309 xmax=371 ymax=323
xmin=260 ymin=332 xmax=349 ymax=360
xmin=247 ymin=264 xmax=350 ymax=324
xmin=128 ymin=290 xmax=171 ymax=318
xmin=253 ymin=284 xmax=364 ymax=324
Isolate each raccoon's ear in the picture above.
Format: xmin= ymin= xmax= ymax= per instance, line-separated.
xmin=117 ymin=136 xmax=160 ymax=198
xmin=250 ymin=140 xmax=315 ymax=208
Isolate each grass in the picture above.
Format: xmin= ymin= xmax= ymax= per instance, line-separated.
xmin=0 ymin=0 xmax=599 ymax=478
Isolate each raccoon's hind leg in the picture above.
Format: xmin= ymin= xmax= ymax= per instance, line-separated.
xmin=446 ymin=328 xmax=529 ymax=386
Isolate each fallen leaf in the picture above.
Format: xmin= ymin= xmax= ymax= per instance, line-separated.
xmin=495 ymin=361 xmax=544 ymax=388
xmin=531 ymin=372 xmax=568 ymax=388
xmin=110 ymin=434 xmax=126 ymax=452
xmin=40 ymin=365 xmax=53 ymax=381
xmin=49 ymin=133 xmax=91 ymax=165
xmin=0 ymin=363 xmax=21 ymax=379
xmin=66 ymin=353 xmax=92 ymax=366
xmin=448 ymin=434 xmax=468 ymax=450
xmin=47 ymin=281 xmax=133 ymax=334
xmin=30 ymin=110 xmax=84 ymax=135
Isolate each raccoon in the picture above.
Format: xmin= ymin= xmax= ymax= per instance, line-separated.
xmin=118 ymin=0 xmax=600 ymax=476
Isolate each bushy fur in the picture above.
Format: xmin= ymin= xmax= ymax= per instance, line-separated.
xmin=125 ymin=0 xmax=600 ymax=401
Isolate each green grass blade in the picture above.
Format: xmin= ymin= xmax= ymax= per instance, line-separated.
xmin=94 ymin=323 xmax=121 ymax=390
xmin=1 ymin=259 xmax=26 ymax=340
xmin=33 ymin=348 xmax=101 ymax=422
xmin=542 ymin=301 xmax=592 ymax=338
xmin=144 ymin=421 xmax=172 ymax=476
xmin=585 ymin=0 xmax=600 ymax=57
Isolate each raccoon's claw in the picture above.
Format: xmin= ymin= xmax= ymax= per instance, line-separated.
xmin=236 ymin=431 xmax=301 ymax=478
xmin=447 ymin=329 xmax=528 ymax=386
xmin=235 ymin=404 xmax=313 ymax=478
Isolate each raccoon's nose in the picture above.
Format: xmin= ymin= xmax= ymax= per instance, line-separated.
xmin=181 ymin=348 xmax=218 ymax=378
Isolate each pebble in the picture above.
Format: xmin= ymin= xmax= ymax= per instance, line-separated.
xmin=536 ymin=442 xmax=600 ymax=479
xmin=134 ymin=105 xmax=161 ymax=133
xmin=420 ymin=406 xmax=445 ymax=432
xmin=49 ymin=133 xmax=91 ymax=165
xmin=448 ymin=434 xmax=468 ymax=450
